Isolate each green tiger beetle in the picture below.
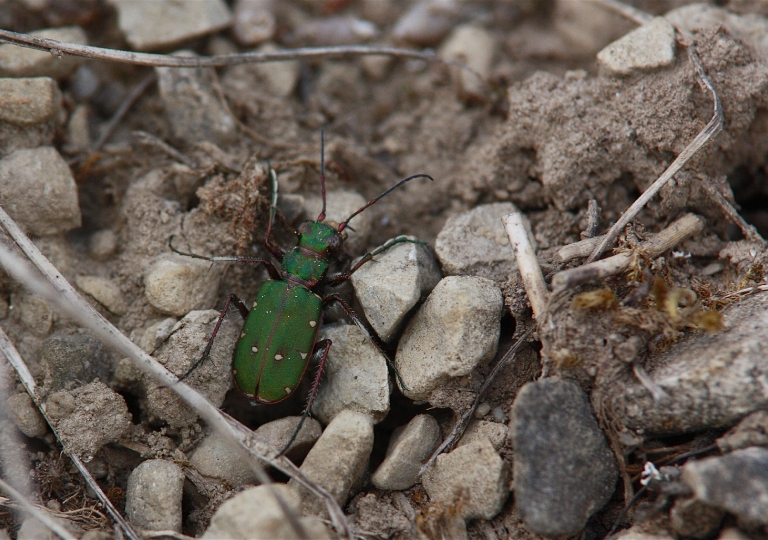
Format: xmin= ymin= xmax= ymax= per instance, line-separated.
xmin=170 ymin=132 xmax=432 ymax=454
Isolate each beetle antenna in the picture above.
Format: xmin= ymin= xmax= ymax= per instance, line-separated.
xmin=338 ymin=174 xmax=434 ymax=232
xmin=317 ymin=128 xmax=327 ymax=222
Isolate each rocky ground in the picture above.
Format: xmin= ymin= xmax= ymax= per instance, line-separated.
xmin=2 ymin=0 xmax=768 ymax=539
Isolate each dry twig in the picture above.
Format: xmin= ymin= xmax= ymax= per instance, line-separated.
xmin=0 ymin=479 xmax=77 ymax=540
xmin=91 ymin=73 xmax=156 ymax=153
xmin=502 ymin=212 xmax=549 ymax=318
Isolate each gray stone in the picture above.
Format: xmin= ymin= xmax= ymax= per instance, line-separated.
xmin=144 ymin=255 xmax=222 ymax=317
xmin=372 ymin=414 xmax=441 ymax=490
xmin=41 ymin=332 xmax=111 ymax=391
xmin=109 ymin=0 xmax=233 ymax=51
xmin=144 ymin=310 xmax=237 ymax=428
xmin=304 ymin=190 xmax=372 ymax=253
xmin=76 ymin=275 xmax=127 ymax=315
xmin=290 ymin=410 xmax=374 ymax=516
xmin=138 ymin=317 xmax=177 ymax=354
xmin=0 ymin=78 xmax=61 ymax=126
xmin=254 ymin=416 xmax=322 ymax=463
xmin=0 ymin=27 xmax=87 ymax=78
xmin=6 ymin=393 xmax=47 ymax=438
xmin=458 ymin=419 xmax=507 ymax=450
xmin=395 ymin=276 xmax=502 ymax=401
xmin=435 ymin=203 xmax=534 ymax=281
xmin=682 ymin=447 xmax=768 ymax=525
xmin=233 ymin=0 xmax=275 ymax=46
xmin=422 ymin=437 xmax=508 ymax=521
xmin=392 ymin=0 xmax=460 ymax=47
xmin=14 ymin=292 xmax=52 ymax=336
xmin=311 ymin=323 xmax=390 ymax=425
xmin=717 ymin=410 xmax=768 ymax=453
xmin=597 ymin=17 xmax=676 ymax=76
xmin=605 ymin=293 xmax=768 ymax=435
xmin=89 ymin=229 xmax=117 ymax=261
xmin=126 ymin=459 xmax=185 ymax=532
xmin=670 ymin=496 xmax=724 ymax=539
xmin=511 ymin=379 xmax=618 ymax=537
xmin=439 ymin=24 xmax=495 ymax=100
xmin=155 ymin=51 xmax=238 ymax=145
xmin=350 ymin=238 xmax=441 ymax=342
xmin=290 ymin=16 xmax=379 ymax=47
xmin=249 ymin=42 xmax=300 ymax=97
xmin=17 ymin=516 xmax=79 ymax=540
xmin=189 ymin=430 xmax=259 ymax=486
xmin=718 ymin=528 xmax=752 ymax=540
xmin=45 ymin=381 xmax=131 ymax=460
xmin=64 ymin=104 xmax=90 ymax=152
xmin=0 ymin=147 xmax=81 ymax=236
xmin=202 ymin=484 xmax=331 ymax=539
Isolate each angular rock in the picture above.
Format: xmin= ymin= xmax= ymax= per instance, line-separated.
xmin=202 ymin=484 xmax=331 ymax=539
xmin=422 ymin=437 xmax=508 ymax=521
xmin=458 ymin=419 xmax=507 ymax=450
xmin=511 ymin=379 xmax=617 ymax=537
xmin=6 ymin=393 xmax=47 ymax=438
xmin=350 ymin=238 xmax=441 ymax=342
xmin=392 ymin=0 xmax=460 ymax=47
xmin=233 ymin=0 xmax=275 ymax=46
xmin=45 ymin=381 xmax=132 ymax=460
xmin=439 ymin=24 xmax=495 ymax=100
xmin=395 ymin=276 xmax=502 ymax=401
xmin=0 ymin=78 xmax=61 ymax=126
xmin=371 ymin=414 xmax=441 ymax=490
xmin=0 ymin=27 xmax=87 ymax=78
xmin=249 ymin=42 xmax=299 ymax=97
xmin=304 ymin=190 xmax=372 ymax=253
xmin=76 ymin=275 xmax=127 ymax=315
xmin=717 ymin=410 xmax=768 ymax=453
xmin=311 ymin=323 xmax=390 ymax=424
xmin=718 ymin=528 xmax=752 ymax=540
xmin=144 ymin=255 xmax=222 ymax=317
xmin=597 ymin=17 xmax=676 ymax=76
xmin=435 ymin=203 xmax=534 ymax=281
xmin=138 ymin=318 xmax=177 ymax=354
xmin=682 ymin=447 xmax=768 ymax=525
xmin=64 ymin=104 xmax=90 ymax=152
xmin=0 ymin=147 xmax=81 ymax=236
xmin=144 ymin=310 xmax=237 ymax=428
xmin=126 ymin=459 xmax=185 ymax=532
xmin=253 ymin=416 xmax=322 ymax=463
xmin=14 ymin=292 xmax=52 ymax=336
xmin=41 ymin=332 xmax=112 ymax=391
xmin=669 ymin=496 xmax=724 ymax=539
xmin=605 ymin=293 xmax=768 ymax=434
xmin=89 ymin=229 xmax=117 ymax=261
xmin=290 ymin=410 xmax=374 ymax=516
xmin=109 ymin=0 xmax=233 ymax=51
xmin=290 ymin=16 xmax=378 ymax=47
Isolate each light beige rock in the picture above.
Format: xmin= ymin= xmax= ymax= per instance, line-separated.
xmin=144 ymin=255 xmax=221 ymax=316
xmin=76 ymin=276 xmax=127 ymax=315
xmin=597 ymin=17 xmax=676 ymax=76
xmin=0 ymin=78 xmax=61 ymax=126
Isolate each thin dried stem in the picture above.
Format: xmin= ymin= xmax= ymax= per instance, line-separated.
xmin=0 ymin=479 xmax=78 ymax=540
xmin=583 ymin=199 xmax=601 ymax=239
xmin=553 ymin=213 xmax=705 ymax=290
xmin=590 ymin=0 xmax=654 ymax=25
xmin=0 ymin=29 xmax=437 ymax=67
xmin=133 ymin=130 xmax=199 ymax=168
xmin=502 ymin=212 xmax=549 ymax=319
xmin=91 ymin=73 xmax=156 ymax=152
xmin=0 ymin=207 xmax=351 ymax=540
xmin=702 ymin=182 xmax=766 ymax=244
xmin=558 ymin=235 xmax=605 ymax=263
xmin=586 ymin=43 xmax=723 ymax=263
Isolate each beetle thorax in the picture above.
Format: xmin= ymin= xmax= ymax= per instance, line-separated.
xmin=280 ymin=221 xmax=340 ymax=285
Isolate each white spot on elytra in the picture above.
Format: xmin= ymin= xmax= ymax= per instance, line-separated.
xmin=240 ymin=332 xmax=246 ymax=338
xmin=275 ymin=354 xmax=283 ymax=361
xmin=299 ymin=351 xmax=307 ymax=359
xmin=252 ymin=301 xmax=258 ymax=308
xmin=309 ymin=320 xmax=317 ymax=327
xmin=284 ymin=387 xmax=291 ymax=394
xmin=251 ymin=346 xmax=258 ymax=353
xmin=233 ymin=369 xmax=238 ymax=375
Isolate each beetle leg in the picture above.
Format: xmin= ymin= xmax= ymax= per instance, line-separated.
xmin=324 ymin=235 xmax=427 ymax=285
xmin=321 ymin=293 xmax=409 ymax=393
xmin=278 ymin=338 xmax=332 ymax=457
xmin=169 ymin=236 xmax=281 ymax=279
xmin=177 ymin=294 xmax=250 ymax=382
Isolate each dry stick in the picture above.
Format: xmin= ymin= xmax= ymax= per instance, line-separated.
xmin=552 ymin=213 xmax=705 ymax=290
xmin=91 ymin=72 xmax=156 ymax=153
xmin=418 ymin=326 xmax=535 ymax=478
xmin=0 ymin=210 xmax=350 ymax=540
xmin=0 ymin=29 xmax=437 ymax=68
xmin=132 ymin=130 xmax=199 ymax=168
xmin=583 ymin=198 xmax=601 ymax=239
xmin=591 ymin=0 xmax=654 ymax=25
xmin=586 ymin=44 xmax=724 ymax=263
xmin=557 ymin=235 xmax=605 ymax=263
xmin=0 ymin=328 xmax=142 ymax=540
xmin=0 ymin=479 xmax=78 ymax=540
xmin=502 ymin=212 xmax=549 ymax=319
xmin=702 ymin=182 xmax=766 ymax=244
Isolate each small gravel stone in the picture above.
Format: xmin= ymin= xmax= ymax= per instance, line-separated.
xmin=144 ymin=310 xmax=237 ymax=428
xmin=717 ymin=410 xmax=768 ymax=452
xmin=138 ymin=317 xmax=177 ymax=354
xmin=371 ymin=414 xmax=441 ymax=490
xmin=474 ymin=401 xmax=491 ymax=419
xmin=458 ymin=419 xmax=507 ymax=450
xmin=612 ymin=528 xmax=674 ymax=540
xmin=41 ymin=332 xmax=111 ymax=391
xmin=233 ymin=0 xmax=275 ymax=46
xmin=290 ymin=16 xmax=379 ymax=47
xmin=89 ymin=230 xmax=117 ymax=261
xmin=0 ymin=78 xmax=61 ymax=126
xmin=17 ymin=516 xmax=79 ymax=540
xmin=423 ymin=437 xmax=509 ymax=521
xmin=305 ymin=190 xmax=372 ymax=253
xmin=64 ymin=104 xmax=90 ymax=152
xmin=250 ymin=42 xmax=300 ymax=97
xmin=0 ymin=26 xmax=87 ymax=78
xmin=202 ymin=484 xmax=331 ymax=539
xmin=290 ymin=410 xmax=374 ymax=516
xmin=511 ymin=378 xmax=618 ymax=537
xmin=392 ymin=0 xmax=461 ymax=47
xmin=350 ymin=238 xmax=441 ymax=342
xmin=718 ymin=528 xmax=752 ymax=540
xmin=311 ymin=323 xmax=390 ymax=424
xmin=144 ymin=255 xmax=222 ymax=317
xmin=76 ymin=275 xmax=127 ymax=315
xmin=6 ymin=393 xmax=47 ymax=438
xmin=439 ymin=24 xmax=495 ymax=100
xmin=155 ymin=51 xmax=238 ymax=145
xmin=597 ymin=17 xmax=676 ymax=76
xmin=189 ymin=430 xmax=259 ymax=486
xmin=669 ymin=496 xmax=724 ymax=539
xmin=435 ymin=203 xmax=535 ymax=281
xmin=109 ymin=0 xmax=233 ymax=51
xmin=45 ymin=380 xmax=132 ymax=460
xmin=126 ymin=459 xmax=185 ymax=532
xmin=0 ymin=147 xmax=81 ymax=236
xmin=254 ymin=415 xmax=322 ymax=463
xmin=395 ymin=276 xmax=502 ymax=401
xmin=682 ymin=447 xmax=768 ymax=525
xmin=14 ymin=293 xmax=52 ymax=336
